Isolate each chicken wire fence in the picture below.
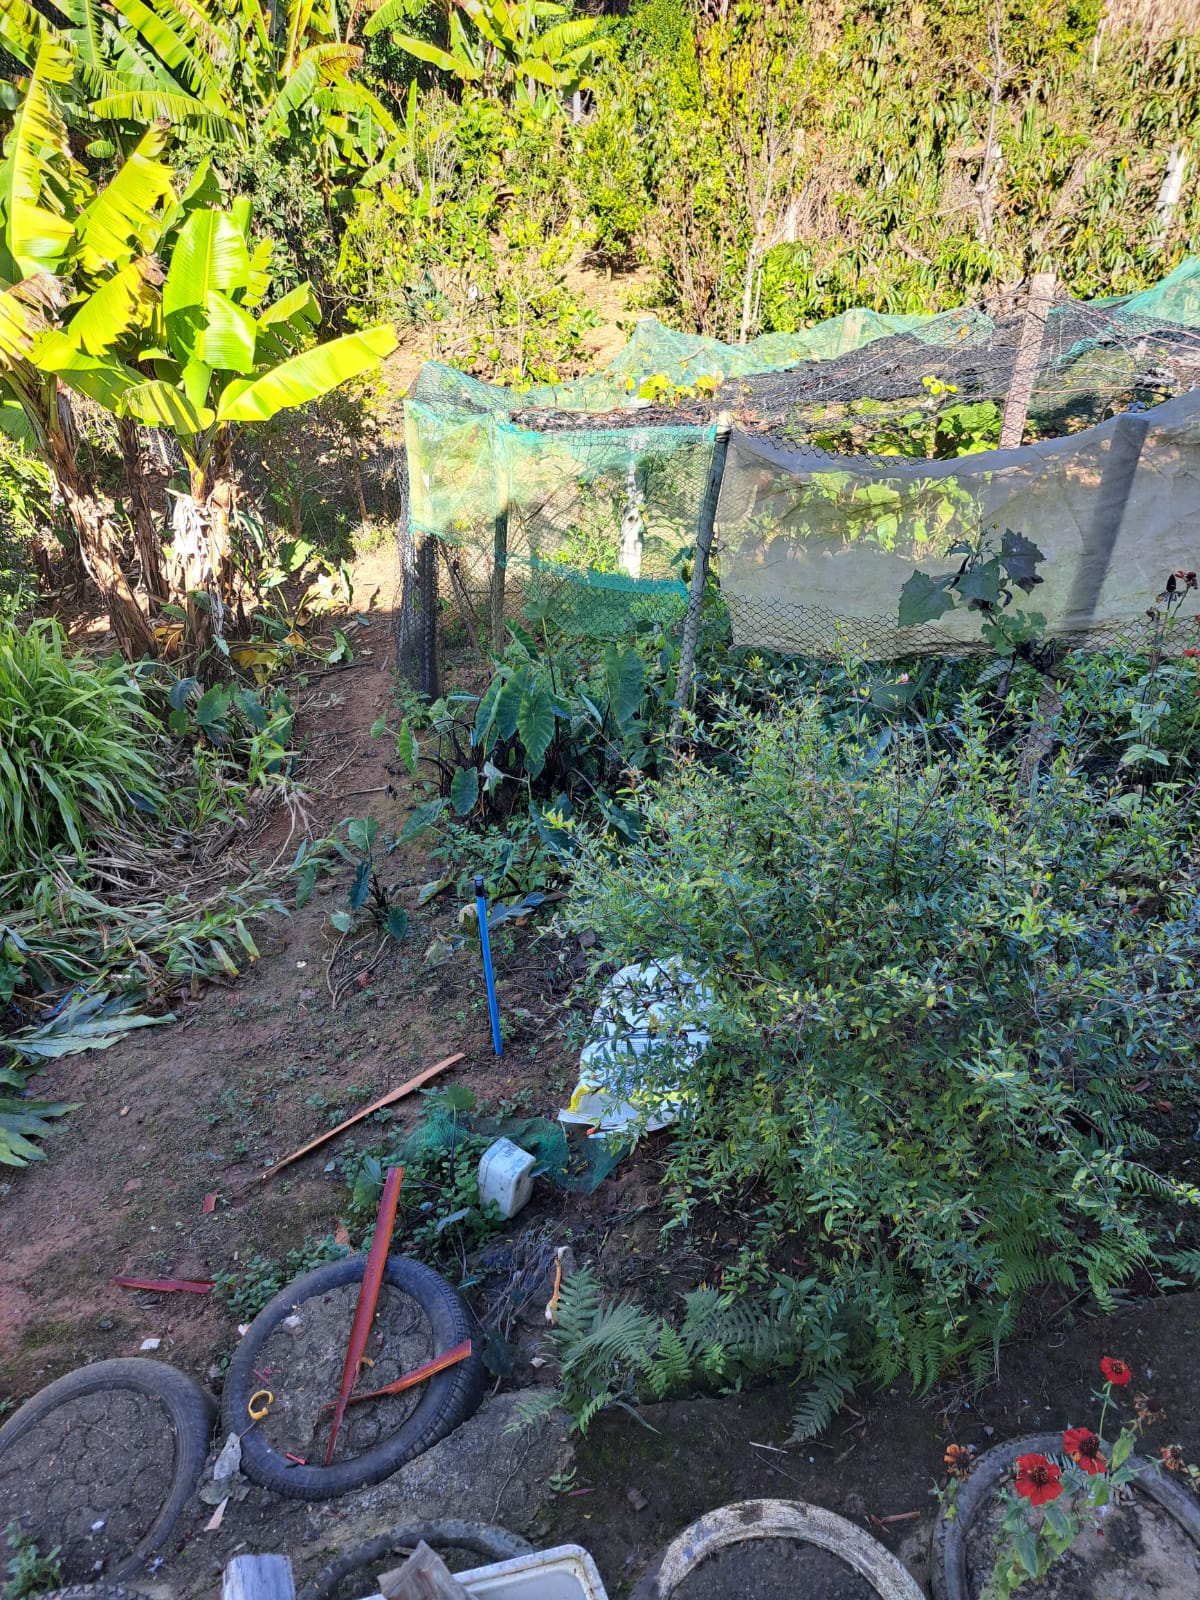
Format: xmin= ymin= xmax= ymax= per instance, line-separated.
xmin=396 ymin=257 xmax=1200 ymax=685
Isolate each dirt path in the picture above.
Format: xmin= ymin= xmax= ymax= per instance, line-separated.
xmin=0 ymin=562 xmax=577 ymax=1406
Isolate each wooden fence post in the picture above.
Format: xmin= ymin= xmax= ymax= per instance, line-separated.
xmin=671 ymin=414 xmax=732 ymax=748
xmin=999 ymin=272 xmax=1056 ymax=449
xmin=490 ymin=501 xmax=509 ymax=655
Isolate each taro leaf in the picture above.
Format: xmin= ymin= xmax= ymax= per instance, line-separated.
xmin=600 ymin=800 xmax=641 ymax=842
xmin=487 ymin=892 xmax=547 ymax=929
xmin=474 ymin=673 xmax=503 ymax=736
xmin=400 ymin=797 xmax=445 ymax=842
xmin=517 ymin=683 xmax=554 ymax=773
xmin=1000 ymin=528 xmax=1046 ymax=592
xmin=416 ymin=877 xmax=452 ymax=906
xmin=441 ymin=1083 xmax=476 ymax=1113
xmin=295 ymin=860 xmax=319 ymax=908
xmin=352 ymin=1153 xmax=383 ymax=1212
xmin=396 ymin=719 xmax=418 ymax=776
xmin=235 ymin=688 xmax=268 ymax=731
xmin=386 ymin=905 xmax=408 ymax=942
xmin=898 ymin=570 xmax=958 ymax=628
xmin=370 ymin=715 xmax=388 ymax=738
xmin=325 ymin=629 xmax=353 ymax=665
xmin=330 ymin=909 xmax=354 ymax=933
xmin=481 ymin=1331 xmax=514 ymax=1378
xmin=168 ymin=675 xmax=199 ymax=711
xmin=450 ymin=765 xmax=478 ymax=817
xmin=194 ymin=683 xmax=230 ymax=737
xmin=346 ymin=816 xmax=379 ymax=854
xmin=349 ymin=858 xmax=371 ymax=911
xmin=496 ymin=668 xmax=526 ymax=741
xmin=604 ymin=646 xmax=645 ymax=728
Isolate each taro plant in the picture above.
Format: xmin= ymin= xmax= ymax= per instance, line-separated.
xmin=386 ymin=612 xmax=675 ymax=892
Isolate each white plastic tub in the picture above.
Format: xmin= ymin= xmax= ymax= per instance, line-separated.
xmin=457 ymin=1545 xmax=608 ymax=1600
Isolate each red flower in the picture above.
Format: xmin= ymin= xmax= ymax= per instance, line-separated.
xmin=1184 ymin=648 xmax=1200 ymax=659
xmin=1100 ymin=1357 xmax=1132 ymax=1387
xmin=1015 ymin=1453 xmax=1063 ymax=1505
xmin=1063 ymin=1427 xmax=1107 ymax=1475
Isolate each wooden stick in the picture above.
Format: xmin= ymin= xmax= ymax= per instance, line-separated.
xmin=325 ymin=1165 xmax=403 ymax=1464
xmin=336 ymin=1341 xmax=473 ymax=1407
xmin=999 ymin=271 xmax=1055 ymax=449
xmin=256 ymin=1054 xmax=464 ymax=1183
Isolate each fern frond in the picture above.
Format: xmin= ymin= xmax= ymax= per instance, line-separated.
xmin=788 ymin=1368 xmax=855 ymax=1444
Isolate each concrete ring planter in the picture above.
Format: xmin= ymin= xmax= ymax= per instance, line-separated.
xmin=930 ymin=1431 xmax=1200 ymax=1600
xmin=631 ymin=1497 xmax=926 ymax=1599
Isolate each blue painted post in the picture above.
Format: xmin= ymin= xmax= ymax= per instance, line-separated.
xmin=474 ymin=874 xmax=503 ymax=1057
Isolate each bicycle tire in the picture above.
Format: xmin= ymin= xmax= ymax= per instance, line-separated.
xmin=221 ymin=1254 xmax=484 ymax=1500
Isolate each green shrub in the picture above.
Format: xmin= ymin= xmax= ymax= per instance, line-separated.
xmin=562 ymin=695 xmax=1200 ymax=1431
xmin=0 ymin=621 xmax=162 ymax=875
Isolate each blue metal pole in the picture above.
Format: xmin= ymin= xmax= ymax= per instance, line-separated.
xmin=474 ymin=874 xmax=503 ymax=1057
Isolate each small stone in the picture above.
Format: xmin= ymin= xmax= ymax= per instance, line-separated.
xmin=123 ymin=1178 xmax=142 ymax=1193
xmin=627 ymin=1488 xmax=648 ymax=1512
xmin=296 ymin=961 xmax=307 ymax=969
xmin=90 ymin=1520 xmax=105 ymax=1533
xmin=140 ymin=1337 xmax=161 ymax=1351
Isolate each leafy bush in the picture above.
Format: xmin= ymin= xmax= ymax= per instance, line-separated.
xmin=0 ymin=622 xmax=162 ymax=876
xmin=562 ymin=695 xmax=1200 ymax=1433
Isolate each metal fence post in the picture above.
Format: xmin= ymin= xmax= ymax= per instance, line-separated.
xmin=490 ymin=501 xmax=509 ymax=655
xmin=417 ymin=534 xmax=439 ymax=699
xmin=671 ymin=414 xmax=732 ymax=748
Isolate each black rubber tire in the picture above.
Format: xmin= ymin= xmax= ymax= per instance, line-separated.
xmin=222 ymin=1254 xmax=485 ymax=1501
xmin=297 ymin=1520 xmax=533 ymax=1600
xmin=0 ymin=1359 xmax=216 ymax=1581
xmin=930 ymin=1430 xmax=1200 ymax=1600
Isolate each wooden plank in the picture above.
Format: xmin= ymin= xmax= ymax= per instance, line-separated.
xmin=223 ymin=1555 xmax=295 ymax=1600
xmin=256 ymin=1053 xmax=464 ymax=1182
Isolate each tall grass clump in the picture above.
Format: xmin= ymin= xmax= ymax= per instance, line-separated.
xmin=0 ymin=620 xmax=162 ymax=876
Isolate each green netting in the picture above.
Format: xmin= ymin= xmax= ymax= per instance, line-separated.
xmin=411 ymin=306 xmax=995 ymax=416
xmin=402 ymin=259 xmax=1200 ymax=659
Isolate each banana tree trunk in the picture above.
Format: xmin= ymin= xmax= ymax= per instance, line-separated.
xmin=45 ymin=432 xmax=156 ymax=661
xmin=117 ymin=416 xmax=167 ymax=602
xmin=167 ymin=425 xmax=235 ymax=655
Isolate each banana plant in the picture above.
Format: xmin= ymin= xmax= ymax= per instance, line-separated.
xmin=39 ymin=198 xmax=397 ymax=653
xmin=0 ymin=38 xmax=177 ymax=656
xmin=367 ymin=0 xmax=608 ymax=107
xmin=0 ymin=0 xmax=395 ymax=169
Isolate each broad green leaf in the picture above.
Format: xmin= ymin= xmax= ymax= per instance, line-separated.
xmin=496 ymin=667 xmax=526 ymax=741
xmin=399 ymin=796 xmax=444 ymax=841
xmin=898 ymin=569 xmax=957 ymax=628
xmin=450 ymin=764 xmax=478 ymax=816
xmin=0 ymin=37 xmax=78 ymax=276
xmin=34 ymin=333 xmax=139 ymax=408
xmin=60 ymin=259 xmax=158 ymax=356
xmin=603 ymin=645 xmax=644 ymax=728
xmin=396 ymin=718 xmax=418 ymax=775
xmin=216 ymin=324 xmax=397 ymax=421
xmin=386 ymin=904 xmax=408 ymax=942
xmin=349 ymin=857 xmax=370 ymax=909
xmin=119 ymin=377 xmax=212 ymax=434
xmin=74 ymin=125 xmax=174 ymax=277
xmin=163 ymin=208 xmax=251 ymax=319
xmin=330 ymin=908 xmax=353 ymax=933
xmin=517 ymin=682 xmax=554 ymax=772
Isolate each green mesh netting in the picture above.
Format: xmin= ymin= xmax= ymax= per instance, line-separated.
xmin=402 ymin=260 xmax=1200 ymax=654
